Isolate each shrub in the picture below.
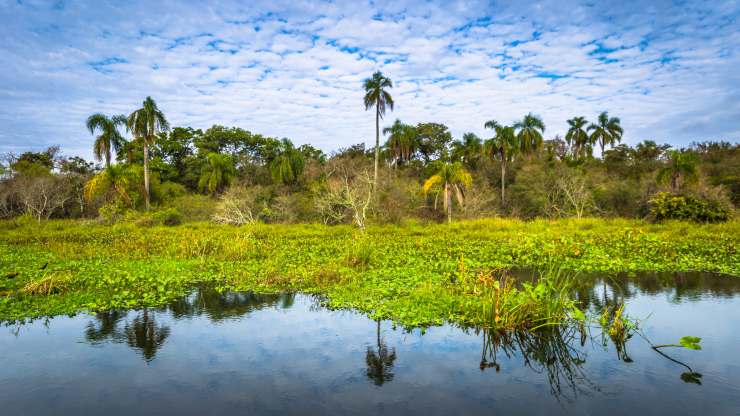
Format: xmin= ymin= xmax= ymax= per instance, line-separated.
xmin=152 ymin=208 xmax=183 ymax=226
xmin=649 ymin=192 xmax=731 ymax=222
xmin=167 ymin=194 xmax=217 ymax=222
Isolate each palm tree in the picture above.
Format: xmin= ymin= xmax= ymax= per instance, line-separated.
xmin=83 ymin=163 xmax=143 ymax=208
xmin=363 ymin=71 xmax=394 ymax=189
xmin=383 ymin=119 xmax=417 ymax=166
xmin=514 ymin=113 xmax=546 ymax=154
xmin=588 ymin=111 xmax=623 ymax=157
xmin=657 ymin=150 xmax=699 ymax=192
xmin=565 ymin=116 xmax=590 ymax=158
xmin=86 ymin=113 xmax=128 ymax=168
xmin=269 ymin=138 xmax=305 ymax=185
xmin=451 ymin=133 xmax=483 ymax=169
xmin=127 ymin=97 xmax=169 ymax=210
xmin=484 ymin=120 xmax=518 ymax=202
xmin=422 ymin=161 xmax=472 ymax=223
xmin=198 ymin=153 xmax=236 ymax=194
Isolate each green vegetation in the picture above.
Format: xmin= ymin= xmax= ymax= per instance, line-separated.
xmin=1 ymin=218 xmax=737 ymax=325
xmin=0 ymin=73 xmax=737 ymax=331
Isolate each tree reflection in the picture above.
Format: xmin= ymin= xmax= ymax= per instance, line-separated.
xmin=479 ymin=325 xmax=595 ymax=400
xmin=85 ymin=310 xmax=125 ymax=344
xmin=366 ymin=320 xmax=397 ymax=386
xmin=124 ymin=308 xmax=170 ymax=362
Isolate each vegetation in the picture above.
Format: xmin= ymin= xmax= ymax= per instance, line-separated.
xmin=1 ymin=218 xmax=737 ymax=325
xmin=0 ymin=73 xmax=737 ymax=331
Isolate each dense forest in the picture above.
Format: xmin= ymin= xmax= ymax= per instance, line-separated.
xmin=0 ymin=73 xmax=737 ymax=226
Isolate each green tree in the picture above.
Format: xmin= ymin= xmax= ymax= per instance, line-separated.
xmin=269 ymin=138 xmax=305 ymax=185
xmin=127 ymin=97 xmax=170 ymax=210
xmin=363 ymin=71 xmax=394 ymax=188
xmin=422 ymin=161 xmax=472 ymax=223
xmin=86 ymin=113 xmax=127 ymax=168
xmin=451 ymin=133 xmax=483 ymax=170
xmin=84 ymin=164 xmax=144 ymax=208
xmin=588 ymin=111 xmax=623 ymax=156
xmin=198 ymin=153 xmax=236 ymax=194
xmin=383 ymin=119 xmax=417 ymax=166
xmin=565 ymin=116 xmax=590 ymax=158
xmin=514 ymin=113 xmax=546 ymax=154
xmin=658 ymin=150 xmax=699 ymax=192
xmin=484 ymin=120 xmax=518 ymax=202
xmin=416 ymin=122 xmax=453 ymax=162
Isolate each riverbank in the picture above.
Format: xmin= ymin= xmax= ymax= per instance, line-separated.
xmin=1 ymin=218 xmax=738 ymax=324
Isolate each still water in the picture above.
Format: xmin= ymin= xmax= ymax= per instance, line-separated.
xmin=1 ymin=272 xmax=739 ymax=415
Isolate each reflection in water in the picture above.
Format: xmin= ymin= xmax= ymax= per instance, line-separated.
xmin=84 ymin=290 xmax=296 ymax=361
xmin=124 ymin=308 xmax=170 ymax=362
xmin=479 ymin=325 xmax=593 ymax=400
xmin=366 ymin=320 xmax=397 ymax=386
xmin=3 ymin=272 xmax=739 ymax=416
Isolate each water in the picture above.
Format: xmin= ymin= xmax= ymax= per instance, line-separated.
xmin=1 ymin=272 xmax=740 ymax=415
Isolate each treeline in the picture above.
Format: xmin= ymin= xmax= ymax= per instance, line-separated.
xmin=0 ymin=94 xmax=737 ymax=226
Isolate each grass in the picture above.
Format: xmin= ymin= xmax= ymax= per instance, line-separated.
xmin=0 ymin=217 xmax=738 ymax=326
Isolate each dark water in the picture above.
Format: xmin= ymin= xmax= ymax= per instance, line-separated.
xmin=1 ymin=272 xmax=740 ymax=415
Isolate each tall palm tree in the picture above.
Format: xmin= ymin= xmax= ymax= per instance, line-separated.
xmin=383 ymin=119 xmax=417 ymax=166
xmin=657 ymin=150 xmax=699 ymax=192
xmin=422 ymin=161 xmax=472 ymax=223
xmin=588 ymin=111 xmax=623 ymax=157
xmin=86 ymin=113 xmax=127 ymax=168
xmin=199 ymin=153 xmax=236 ymax=194
xmin=514 ymin=113 xmax=546 ymax=154
xmin=127 ymin=97 xmax=169 ymax=210
xmin=484 ymin=120 xmax=518 ymax=202
xmin=565 ymin=116 xmax=590 ymax=158
xmin=363 ymin=71 xmax=394 ymax=189
xmin=451 ymin=133 xmax=483 ymax=170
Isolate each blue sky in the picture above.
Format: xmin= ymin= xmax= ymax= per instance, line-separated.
xmin=1 ymin=0 xmax=738 ymax=159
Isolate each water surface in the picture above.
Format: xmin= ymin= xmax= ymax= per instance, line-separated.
xmin=1 ymin=272 xmax=739 ymax=415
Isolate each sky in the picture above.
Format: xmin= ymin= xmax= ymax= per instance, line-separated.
xmin=0 ymin=0 xmax=739 ymax=160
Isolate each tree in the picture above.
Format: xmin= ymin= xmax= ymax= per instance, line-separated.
xmin=422 ymin=161 xmax=472 ymax=223
xmin=84 ymin=164 xmax=144 ymax=208
xmin=363 ymin=71 xmax=394 ymax=189
xmin=658 ymin=150 xmax=699 ymax=192
xmin=86 ymin=113 xmax=127 ymax=168
xmin=269 ymin=138 xmax=305 ymax=185
xmin=484 ymin=120 xmax=518 ymax=202
xmin=416 ymin=122 xmax=453 ymax=162
xmin=383 ymin=119 xmax=417 ymax=166
xmin=451 ymin=133 xmax=483 ymax=170
xmin=198 ymin=153 xmax=236 ymax=194
xmin=127 ymin=97 xmax=169 ymax=210
xmin=588 ymin=111 xmax=623 ymax=156
xmin=514 ymin=113 xmax=546 ymax=154
xmin=565 ymin=116 xmax=590 ymax=158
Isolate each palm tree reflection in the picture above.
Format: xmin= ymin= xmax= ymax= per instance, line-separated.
xmin=124 ymin=307 xmax=170 ymax=362
xmin=366 ymin=320 xmax=397 ymax=386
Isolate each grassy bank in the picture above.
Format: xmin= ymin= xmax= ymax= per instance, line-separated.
xmin=1 ymin=218 xmax=738 ymax=325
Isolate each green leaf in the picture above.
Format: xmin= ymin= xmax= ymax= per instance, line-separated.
xmin=679 ymin=336 xmax=702 ymax=350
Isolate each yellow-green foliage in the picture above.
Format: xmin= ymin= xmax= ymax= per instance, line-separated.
xmin=0 ymin=218 xmax=738 ymax=325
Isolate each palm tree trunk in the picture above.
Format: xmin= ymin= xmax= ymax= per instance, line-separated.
xmin=500 ymin=158 xmax=506 ymax=203
xmin=374 ymin=104 xmax=380 ymax=192
xmin=143 ymin=140 xmax=150 ymax=210
xmin=446 ymin=183 xmax=452 ymax=224
xmin=105 ymin=146 xmax=111 ymax=169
